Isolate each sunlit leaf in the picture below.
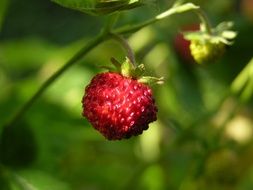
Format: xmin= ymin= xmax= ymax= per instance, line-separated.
xmin=51 ymin=0 xmax=148 ymax=15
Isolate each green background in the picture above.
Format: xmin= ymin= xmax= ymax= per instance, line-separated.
xmin=1 ymin=0 xmax=253 ymax=189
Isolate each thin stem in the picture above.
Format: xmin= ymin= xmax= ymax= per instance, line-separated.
xmin=114 ymin=19 xmax=156 ymax=35
xmin=115 ymin=3 xmax=200 ymax=35
xmin=5 ymin=33 xmax=106 ymax=127
xmin=193 ymin=8 xmax=212 ymax=34
xmin=110 ymin=33 xmax=136 ymax=66
xmin=102 ymin=12 xmax=120 ymax=34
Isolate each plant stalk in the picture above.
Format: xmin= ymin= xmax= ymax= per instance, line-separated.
xmin=115 ymin=3 xmax=200 ymax=34
xmin=194 ymin=8 xmax=212 ymax=34
xmin=110 ymin=33 xmax=136 ymax=66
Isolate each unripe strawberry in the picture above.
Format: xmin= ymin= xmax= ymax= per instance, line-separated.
xmin=183 ymin=22 xmax=237 ymax=64
xmin=82 ymin=72 xmax=158 ymax=140
xmin=189 ymin=40 xmax=225 ymax=64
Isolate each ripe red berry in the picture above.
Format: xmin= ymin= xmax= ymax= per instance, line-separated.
xmin=173 ymin=24 xmax=199 ymax=63
xmin=82 ymin=72 xmax=158 ymax=140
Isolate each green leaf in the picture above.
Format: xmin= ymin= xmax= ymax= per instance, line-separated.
xmin=51 ymin=0 xmax=146 ymax=16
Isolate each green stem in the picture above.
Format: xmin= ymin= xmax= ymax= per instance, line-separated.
xmin=193 ymin=8 xmax=212 ymax=34
xmin=5 ymin=33 xmax=107 ymax=127
xmin=102 ymin=12 xmax=120 ymax=34
xmin=115 ymin=3 xmax=200 ymax=34
xmin=114 ymin=18 xmax=156 ymax=35
xmin=110 ymin=33 xmax=136 ymax=66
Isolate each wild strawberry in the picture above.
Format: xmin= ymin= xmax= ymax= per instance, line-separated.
xmin=183 ymin=22 xmax=237 ymax=64
xmin=82 ymin=59 xmax=162 ymax=140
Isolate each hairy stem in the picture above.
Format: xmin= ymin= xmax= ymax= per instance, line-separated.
xmin=193 ymin=8 xmax=212 ymax=34
xmin=110 ymin=33 xmax=136 ymax=66
xmin=102 ymin=12 xmax=120 ymax=34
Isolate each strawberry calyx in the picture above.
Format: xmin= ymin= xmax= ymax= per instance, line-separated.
xmin=183 ymin=21 xmax=237 ymax=64
xmin=107 ymin=57 xmax=164 ymax=85
xmin=183 ymin=22 xmax=237 ymax=45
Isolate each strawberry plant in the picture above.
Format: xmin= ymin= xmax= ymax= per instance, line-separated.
xmin=1 ymin=0 xmax=253 ymax=190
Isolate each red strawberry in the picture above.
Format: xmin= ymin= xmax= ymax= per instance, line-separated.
xmin=173 ymin=24 xmax=199 ymax=63
xmin=82 ymin=72 xmax=158 ymax=140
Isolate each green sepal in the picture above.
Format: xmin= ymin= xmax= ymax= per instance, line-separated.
xmin=120 ymin=58 xmax=147 ymax=78
xmin=183 ymin=21 xmax=237 ymax=45
xmin=110 ymin=57 xmax=122 ymax=70
xmin=138 ymin=76 xmax=164 ymax=85
xmin=133 ymin=64 xmax=145 ymax=78
xmin=120 ymin=57 xmax=135 ymax=78
xmin=105 ymin=57 xmax=163 ymax=85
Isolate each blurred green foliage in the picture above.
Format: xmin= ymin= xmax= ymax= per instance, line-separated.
xmin=1 ymin=0 xmax=253 ymax=189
